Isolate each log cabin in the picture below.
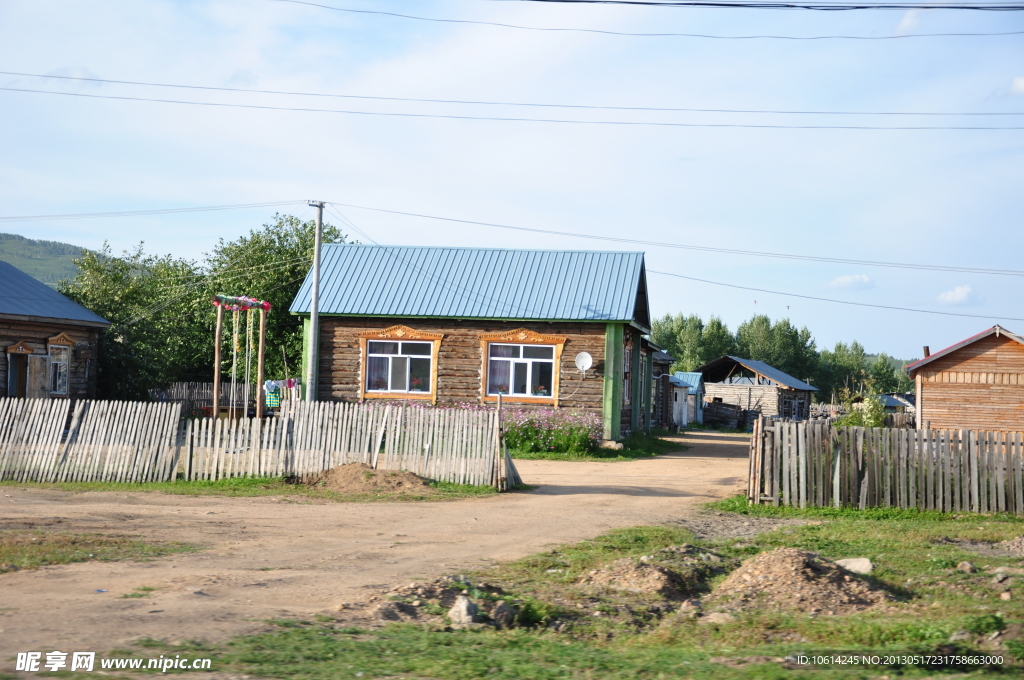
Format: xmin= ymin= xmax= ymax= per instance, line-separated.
xmin=697 ymin=355 xmax=817 ymax=427
xmin=289 ymin=245 xmax=654 ymax=439
xmin=905 ymin=325 xmax=1024 ymax=431
xmin=0 ymin=261 xmax=109 ymax=399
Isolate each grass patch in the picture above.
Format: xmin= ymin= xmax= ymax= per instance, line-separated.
xmin=108 ymin=511 xmax=1024 ymax=677
xmin=0 ymin=531 xmax=195 ymax=572
xmin=0 ymin=476 xmax=497 ymax=502
xmin=512 ymin=432 xmax=685 ymax=462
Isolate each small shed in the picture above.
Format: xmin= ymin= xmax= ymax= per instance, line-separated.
xmin=1 ymin=261 xmax=109 ymax=399
xmin=650 ymin=348 xmax=676 ymax=429
xmin=670 ymin=371 xmax=704 ymax=427
xmin=905 ymin=325 xmax=1024 ymax=431
xmin=696 ymin=355 xmax=817 ymax=424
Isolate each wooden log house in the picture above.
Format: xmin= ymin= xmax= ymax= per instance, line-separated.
xmin=289 ymin=245 xmax=655 ymax=439
xmin=697 ymin=355 xmax=817 ymax=426
xmin=0 ymin=261 xmax=109 ymax=399
xmin=906 ymin=325 xmax=1024 ymax=431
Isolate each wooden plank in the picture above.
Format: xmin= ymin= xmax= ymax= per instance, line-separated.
xmin=798 ymin=423 xmax=807 ymax=509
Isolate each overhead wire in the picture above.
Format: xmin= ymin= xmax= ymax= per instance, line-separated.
xmin=5 ymin=71 xmax=1021 ymax=117
xmin=267 ymin=0 xmax=1024 ymax=37
xmin=0 ymin=200 xmax=303 ymax=223
xmin=648 ymin=269 xmax=1024 ymax=322
xmin=324 ymin=200 xmax=1024 ymax=277
xmin=4 ymin=86 xmax=1022 ymax=130
xmin=498 ymin=0 xmax=1024 ymax=10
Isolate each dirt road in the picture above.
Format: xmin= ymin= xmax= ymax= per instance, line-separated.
xmin=0 ymin=431 xmax=748 ymax=655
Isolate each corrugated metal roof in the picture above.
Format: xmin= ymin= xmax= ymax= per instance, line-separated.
xmin=289 ymin=245 xmax=647 ymax=324
xmin=671 ymin=371 xmax=704 ymax=395
xmin=697 ymin=355 xmax=818 ymax=392
xmin=0 ymin=261 xmax=109 ymax=327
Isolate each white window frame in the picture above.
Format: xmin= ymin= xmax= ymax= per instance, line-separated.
xmin=49 ymin=344 xmax=70 ymax=395
xmin=365 ymin=340 xmax=433 ymax=394
xmin=486 ymin=343 xmax=556 ymax=398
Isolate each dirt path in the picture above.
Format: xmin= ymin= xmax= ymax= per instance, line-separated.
xmin=0 ymin=431 xmax=749 ymax=656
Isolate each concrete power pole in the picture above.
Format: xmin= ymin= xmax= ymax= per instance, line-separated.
xmin=307 ymin=200 xmax=324 ymax=402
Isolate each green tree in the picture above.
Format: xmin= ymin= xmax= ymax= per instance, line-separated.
xmin=650 ymin=313 xmax=733 ymax=372
xmin=701 ymin=316 xmax=736 ymax=365
xmin=204 ymin=214 xmax=350 ymax=380
xmin=59 ymin=214 xmax=350 ymax=399
xmin=59 ymin=244 xmax=207 ymax=399
xmin=815 ymin=341 xmax=868 ymax=403
xmin=734 ymin=315 xmax=817 ymax=383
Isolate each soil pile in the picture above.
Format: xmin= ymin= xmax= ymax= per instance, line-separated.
xmin=579 ymin=544 xmax=728 ymax=600
xmin=706 ymin=547 xmax=890 ymax=615
xmin=363 ymin=575 xmax=513 ymax=626
xmin=304 ymin=463 xmax=433 ymax=495
xmin=995 ymin=536 xmax=1024 ymax=556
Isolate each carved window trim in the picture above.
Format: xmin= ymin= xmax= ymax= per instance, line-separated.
xmin=46 ymin=332 xmax=75 ymax=348
xmin=479 ymin=328 xmax=567 ymax=406
xmin=6 ymin=341 xmax=36 ymax=355
xmin=356 ymin=325 xmax=444 ymax=403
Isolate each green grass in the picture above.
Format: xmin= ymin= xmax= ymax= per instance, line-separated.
xmin=0 ymin=476 xmax=497 ymax=502
xmin=83 ymin=506 xmax=1024 ymax=678
xmin=0 ymin=531 xmax=195 ymax=572
xmin=513 ymin=432 xmax=686 ymax=462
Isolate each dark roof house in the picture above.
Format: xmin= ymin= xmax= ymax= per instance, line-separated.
xmin=697 ymin=355 xmax=817 ymax=424
xmin=1 ymin=261 xmax=109 ymax=399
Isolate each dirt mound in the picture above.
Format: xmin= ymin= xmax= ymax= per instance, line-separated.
xmin=304 ymin=463 xmax=433 ymax=495
xmin=361 ymin=575 xmax=514 ymax=627
xmin=706 ymin=547 xmax=890 ymax=615
xmin=578 ymin=544 xmax=728 ymax=600
xmin=995 ymin=536 xmax=1024 ymax=556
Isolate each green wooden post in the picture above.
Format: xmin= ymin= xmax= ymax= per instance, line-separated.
xmin=301 ymin=316 xmax=311 ymax=400
xmin=630 ymin=329 xmax=643 ymax=433
xmin=643 ymin=350 xmax=654 ymax=434
xmin=602 ymin=323 xmax=623 ymax=441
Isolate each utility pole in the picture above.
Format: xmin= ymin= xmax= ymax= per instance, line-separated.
xmin=307 ymin=200 xmax=324 ymax=402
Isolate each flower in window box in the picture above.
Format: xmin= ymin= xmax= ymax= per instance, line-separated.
xmin=371 ymin=379 xmax=388 ymax=390
xmin=494 ymin=385 xmax=509 ymax=395
xmin=532 ymin=385 xmax=548 ymax=396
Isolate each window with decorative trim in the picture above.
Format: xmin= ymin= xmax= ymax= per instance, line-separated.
xmin=487 ymin=344 xmax=554 ymax=397
xmin=366 ymin=341 xmax=432 ymax=393
xmin=479 ymin=328 xmax=567 ymax=404
xmin=357 ymin=326 xmax=444 ymax=402
xmin=49 ymin=345 xmax=69 ymax=395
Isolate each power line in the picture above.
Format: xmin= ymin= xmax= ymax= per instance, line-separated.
xmin=0 ymin=200 xmax=303 ymax=223
xmin=6 ymin=71 xmax=1021 ymax=117
xmin=498 ymin=0 xmax=1024 ymax=10
xmin=648 ymin=269 xmax=1024 ymax=322
xmin=4 ymin=86 xmax=1023 ymax=130
xmin=268 ymin=0 xmax=1024 ymax=37
xmin=325 ymin=200 xmax=1024 ymax=277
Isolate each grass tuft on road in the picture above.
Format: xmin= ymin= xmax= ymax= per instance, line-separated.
xmin=0 ymin=531 xmax=195 ymax=573
xmin=513 ymin=431 xmax=685 ymax=462
xmin=0 ymin=476 xmax=497 ymax=502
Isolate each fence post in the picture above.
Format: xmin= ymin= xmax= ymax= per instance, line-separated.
xmin=494 ymin=394 xmax=504 ymax=491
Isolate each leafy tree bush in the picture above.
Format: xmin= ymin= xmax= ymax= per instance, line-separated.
xmin=58 ymin=214 xmax=350 ymax=400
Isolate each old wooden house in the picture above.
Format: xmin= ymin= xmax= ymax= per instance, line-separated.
xmin=697 ymin=355 xmax=817 ymax=425
xmin=1 ymin=261 xmax=109 ymax=399
xmin=905 ymin=325 xmax=1024 ymax=431
xmin=290 ymin=245 xmax=654 ymax=439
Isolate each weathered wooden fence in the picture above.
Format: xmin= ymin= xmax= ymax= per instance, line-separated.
xmin=183 ymin=402 xmax=521 ymax=488
xmin=748 ymin=419 xmax=1024 ymax=514
xmin=0 ymin=398 xmax=521 ymax=489
xmin=0 ymin=398 xmax=183 ymax=483
xmin=149 ymin=381 xmax=302 ymax=415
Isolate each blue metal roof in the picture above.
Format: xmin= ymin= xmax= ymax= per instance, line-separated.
xmin=290 ymin=245 xmax=648 ymax=325
xmin=0 ymin=260 xmax=109 ymax=327
xmin=671 ymin=371 xmax=704 ymax=395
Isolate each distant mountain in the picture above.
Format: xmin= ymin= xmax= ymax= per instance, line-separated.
xmin=0 ymin=233 xmax=85 ymax=287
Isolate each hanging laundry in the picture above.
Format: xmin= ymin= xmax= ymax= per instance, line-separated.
xmin=265 ymin=388 xmax=281 ymax=409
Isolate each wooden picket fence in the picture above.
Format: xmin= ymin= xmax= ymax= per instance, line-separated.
xmin=0 ymin=398 xmax=183 ymax=483
xmin=0 ymin=398 xmax=521 ymax=490
xmin=182 ymin=402 xmax=521 ymax=488
xmin=748 ymin=419 xmax=1024 ymax=514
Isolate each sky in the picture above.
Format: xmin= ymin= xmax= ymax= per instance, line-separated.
xmin=1 ymin=0 xmax=1022 ymax=361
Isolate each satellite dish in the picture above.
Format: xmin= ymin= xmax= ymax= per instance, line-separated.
xmin=574 ymin=352 xmax=593 ymax=371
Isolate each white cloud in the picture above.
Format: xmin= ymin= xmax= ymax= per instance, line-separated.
xmin=1011 ymin=77 xmax=1024 ymax=96
xmin=829 ymin=274 xmax=874 ymax=290
xmin=896 ymin=9 xmax=921 ymax=35
xmin=938 ymin=285 xmax=978 ymax=306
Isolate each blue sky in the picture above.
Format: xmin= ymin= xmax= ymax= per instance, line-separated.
xmin=1 ymin=0 xmax=1022 ymax=360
